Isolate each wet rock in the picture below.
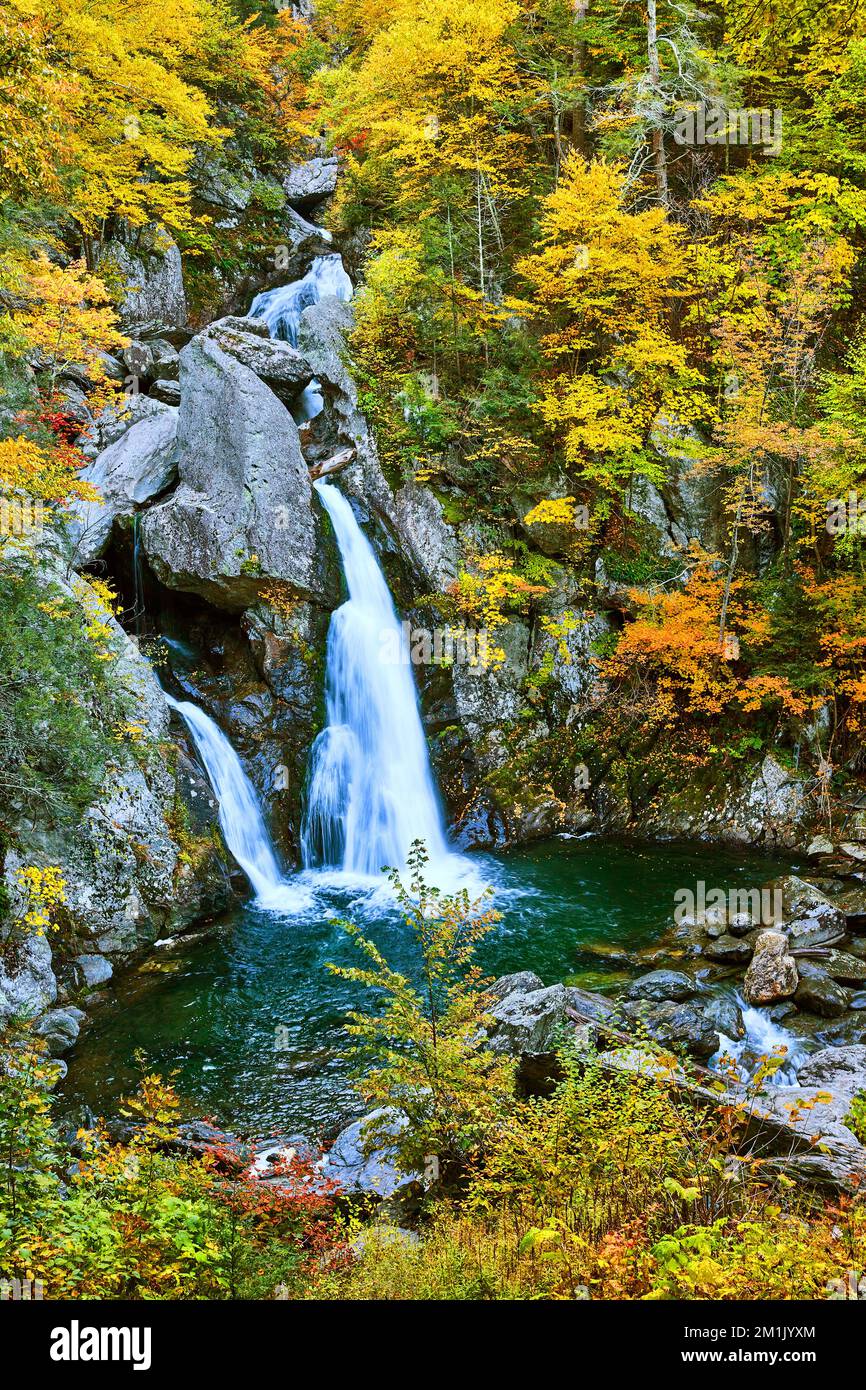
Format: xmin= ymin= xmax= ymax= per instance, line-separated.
xmin=831 ymin=886 xmax=866 ymax=933
xmin=812 ymin=950 xmax=866 ymax=985
xmin=563 ymin=985 xmax=616 ymax=1025
xmin=702 ymin=992 xmax=745 ymax=1040
xmin=795 ymin=962 xmax=851 ymax=1018
xmin=743 ymin=930 xmax=799 ymax=1005
xmin=625 ymin=970 xmax=697 ymax=1003
xmin=703 ymin=933 xmax=754 ymax=965
xmin=617 ymin=998 xmax=719 ymax=1060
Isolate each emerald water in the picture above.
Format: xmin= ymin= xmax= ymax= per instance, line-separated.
xmin=60 ymin=837 xmax=791 ymax=1138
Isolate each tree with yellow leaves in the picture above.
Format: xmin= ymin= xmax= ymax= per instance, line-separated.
xmin=517 ymin=153 xmax=705 ymax=503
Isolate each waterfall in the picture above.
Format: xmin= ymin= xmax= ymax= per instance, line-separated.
xmin=166 ymin=694 xmax=294 ymax=908
xmin=302 ymin=482 xmax=474 ymax=891
xmin=713 ymin=998 xmax=808 ymax=1087
xmin=249 ymin=254 xmax=353 ymax=425
xmin=250 ymin=253 xmax=352 ymax=347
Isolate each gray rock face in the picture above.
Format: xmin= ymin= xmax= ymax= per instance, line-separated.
xmin=283 ymin=157 xmax=339 ymax=209
xmin=487 ymin=982 xmax=571 ymax=1055
xmin=202 ymin=316 xmax=314 ymax=402
xmin=324 ymin=1109 xmax=419 ymax=1199
xmin=141 ymin=335 xmax=325 ymax=610
xmin=72 ymin=406 xmax=178 ymax=563
xmin=99 ymin=226 xmax=186 ymax=335
xmin=392 ymin=484 xmax=459 ymax=590
xmin=0 ymin=933 xmax=56 ymax=1020
xmin=743 ymin=930 xmax=799 ymax=1004
xmin=451 ymin=621 xmax=531 ymax=738
xmin=625 ymin=970 xmax=697 ymax=1003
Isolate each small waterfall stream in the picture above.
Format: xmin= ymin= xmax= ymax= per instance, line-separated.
xmin=165 ymin=694 xmax=295 ymax=908
xmin=250 ymin=253 xmax=352 ymax=425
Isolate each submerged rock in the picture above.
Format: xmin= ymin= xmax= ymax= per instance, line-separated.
xmin=625 ymin=970 xmax=698 ymax=1003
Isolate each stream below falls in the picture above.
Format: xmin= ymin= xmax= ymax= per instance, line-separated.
xmin=59 ymin=837 xmax=795 ymax=1138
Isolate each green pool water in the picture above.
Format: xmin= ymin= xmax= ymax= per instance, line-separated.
xmin=59 ymin=837 xmax=793 ymax=1138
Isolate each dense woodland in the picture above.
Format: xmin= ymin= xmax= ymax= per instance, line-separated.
xmin=3 ymin=0 xmax=866 ymax=1304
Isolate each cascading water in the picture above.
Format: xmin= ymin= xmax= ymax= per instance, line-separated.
xmin=249 ymin=253 xmax=352 ymax=345
xmin=249 ymin=253 xmax=352 ymax=425
xmin=713 ymin=996 xmax=809 ymax=1087
xmin=302 ymin=482 xmax=476 ymax=892
xmin=166 ymin=694 xmax=308 ymax=910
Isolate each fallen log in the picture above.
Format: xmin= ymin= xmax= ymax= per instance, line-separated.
xmin=309 ymin=446 xmax=356 ymax=482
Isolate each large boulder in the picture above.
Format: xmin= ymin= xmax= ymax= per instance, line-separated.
xmin=202 ymin=316 xmax=314 ymax=402
xmin=486 ymin=982 xmax=571 ymax=1056
xmin=774 ymin=875 xmax=847 ymax=948
xmin=743 ymin=930 xmax=799 ymax=1004
xmin=283 ymin=157 xmax=339 ymax=211
xmin=323 ymin=1109 xmax=420 ymax=1200
xmin=71 ymin=405 xmax=178 ymax=563
xmin=140 ymin=334 xmax=327 ymax=610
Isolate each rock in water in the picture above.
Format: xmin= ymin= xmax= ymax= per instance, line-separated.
xmin=743 ymin=930 xmax=799 ymax=1004
xmin=794 ymin=962 xmax=851 ymax=1018
xmin=625 ymin=970 xmax=698 ymax=1003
